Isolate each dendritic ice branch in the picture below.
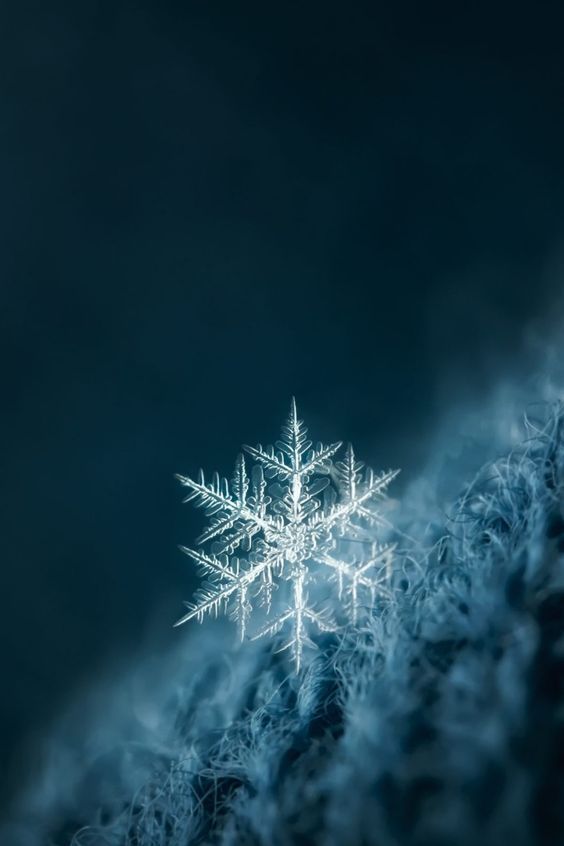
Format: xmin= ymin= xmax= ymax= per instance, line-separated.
xmin=175 ymin=399 xmax=400 ymax=671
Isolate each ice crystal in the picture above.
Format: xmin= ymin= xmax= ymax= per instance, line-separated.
xmin=175 ymin=399 xmax=399 ymax=671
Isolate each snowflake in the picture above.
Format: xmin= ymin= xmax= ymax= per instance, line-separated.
xmin=175 ymin=399 xmax=399 ymax=671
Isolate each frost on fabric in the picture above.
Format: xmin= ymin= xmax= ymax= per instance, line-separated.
xmin=175 ymin=399 xmax=399 ymax=671
xmin=5 ymin=402 xmax=564 ymax=846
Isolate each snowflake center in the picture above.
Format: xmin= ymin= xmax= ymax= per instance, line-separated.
xmin=277 ymin=522 xmax=315 ymax=564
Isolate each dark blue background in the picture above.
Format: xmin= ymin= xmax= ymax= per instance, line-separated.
xmin=1 ymin=0 xmax=563 ymax=806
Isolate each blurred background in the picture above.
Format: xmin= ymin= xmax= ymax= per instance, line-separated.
xmin=1 ymin=0 xmax=564 ymax=812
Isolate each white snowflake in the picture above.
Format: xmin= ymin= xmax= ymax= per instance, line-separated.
xmin=175 ymin=399 xmax=399 ymax=671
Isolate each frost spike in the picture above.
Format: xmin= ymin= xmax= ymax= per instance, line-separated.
xmin=231 ymin=453 xmax=249 ymax=505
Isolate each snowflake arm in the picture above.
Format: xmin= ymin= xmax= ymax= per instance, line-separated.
xmin=251 ymin=568 xmax=335 ymax=672
xmin=175 ymin=454 xmax=272 ymax=554
xmin=174 ymin=552 xmax=274 ymax=640
xmin=244 ymin=398 xmax=341 ymax=481
xmin=177 ymin=546 xmax=238 ymax=582
xmin=317 ymin=543 xmax=396 ymax=623
xmin=325 ymin=461 xmax=400 ymax=532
